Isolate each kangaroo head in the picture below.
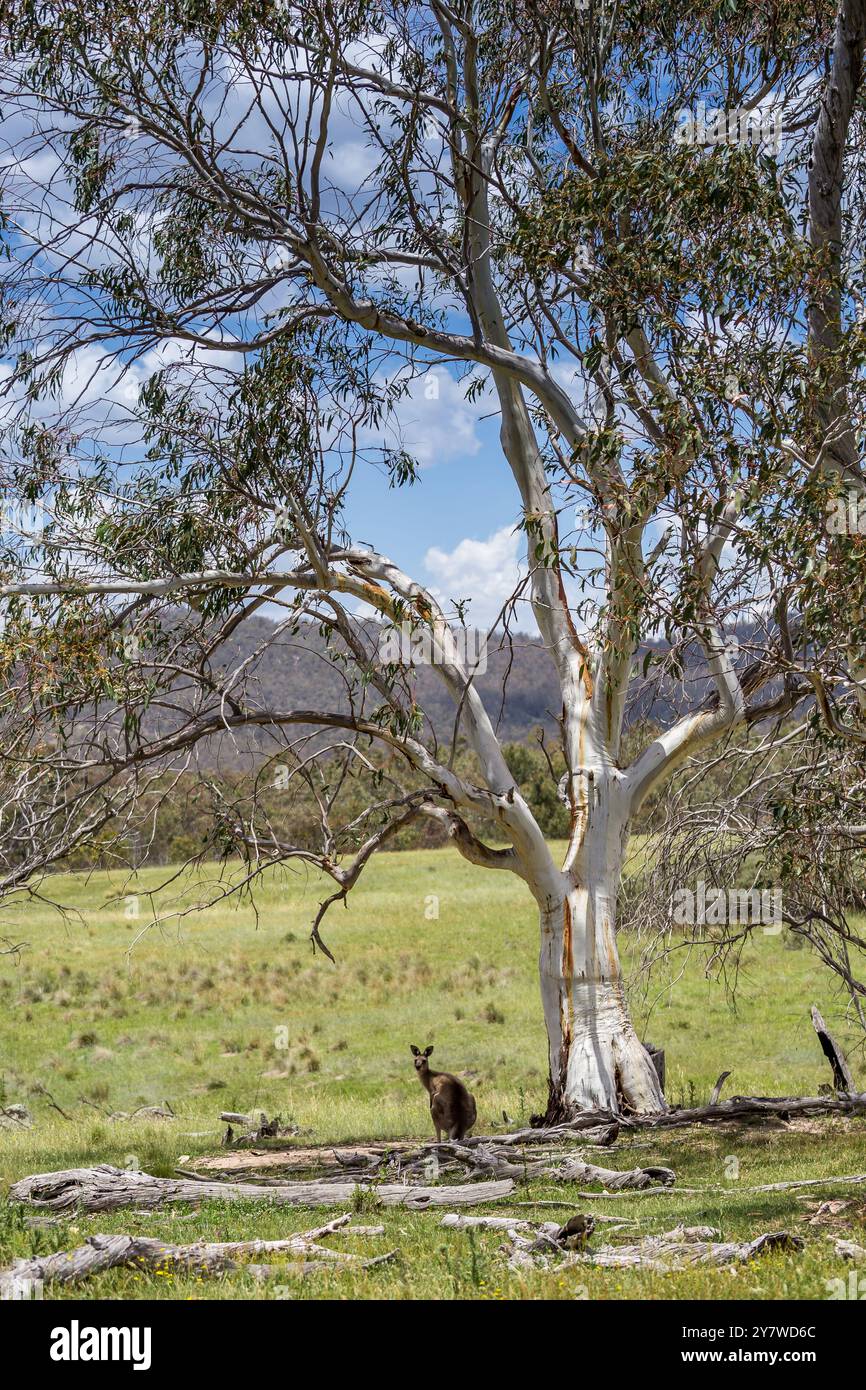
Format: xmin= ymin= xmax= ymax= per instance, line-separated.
xmin=410 ymin=1043 xmax=433 ymax=1074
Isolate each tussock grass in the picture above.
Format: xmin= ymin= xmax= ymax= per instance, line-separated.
xmin=1 ymin=846 xmax=864 ymax=1299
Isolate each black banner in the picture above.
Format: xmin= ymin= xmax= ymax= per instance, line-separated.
xmin=7 ymin=1296 xmax=854 ymax=1376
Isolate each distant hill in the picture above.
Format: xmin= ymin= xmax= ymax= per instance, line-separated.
xmin=184 ymin=615 xmax=737 ymax=770
xmin=193 ymin=619 xmax=562 ymax=769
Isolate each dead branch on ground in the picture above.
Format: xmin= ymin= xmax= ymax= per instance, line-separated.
xmin=8 ymin=1164 xmax=514 ymax=1213
xmin=0 ymin=1213 xmax=396 ymax=1293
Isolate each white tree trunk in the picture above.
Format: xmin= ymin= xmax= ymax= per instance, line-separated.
xmin=538 ymin=778 xmax=666 ymax=1118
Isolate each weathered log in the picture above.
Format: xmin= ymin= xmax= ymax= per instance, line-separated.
xmin=740 ymin=1171 xmax=866 ymax=1195
xmin=530 ymin=1090 xmax=866 ymax=1131
xmin=553 ymin=1171 xmax=866 ymax=1200
xmin=810 ymin=1005 xmax=856 ymax=1092
xmin=439 ymin=1212 xmax=631 ymax=1234
xmin=219 ymin=1111 xmax=257 ymax=1126
xmin=0 ymin=1213 xmax=397 ymax=1293
xmin=0 ymin=1104 xmax=32 ymax=1130
xmin=834 ymin=1238 xmax=866 ymax=1263
xmin=511 ymin=1202 xmax=629 ymax=1221
xmin=523 ymin=1112 xmax=623 ymax=1141
xmin=491 ymin=1092 xmax=866 ymax=1138
xmin=131 ymin=1103 xmax=175 ymax=1120
xmin=441 ymin=1213 xmax=547 ymax=1234
xmin=548 ymin=1156 xmax=675 ymax=1189
xmin=484 ymin=1120 xmax=621 ymax=1147
xmin=397 ymin=1139 xmax=674 ymax=1188
xmin=195 ymin=1139 xmax=421 ymax=1177
xmin=497 ymin=1222 xmax=804 ymax=1272
xmin=630 ymin=1092 xmax=866 ymax=1126
xmin=8 ymin=1164 xmax=513 ymax=1213
xmin=192 ymin=1126 xmax=623 ymax=1184
xmin=440 ymin=1213 xmax=591 ymax=1257
xmin=220 ymin=1111 xmax=299 ymax=1145
xmin=564 ymin=1228 xmax=804 ymax=1271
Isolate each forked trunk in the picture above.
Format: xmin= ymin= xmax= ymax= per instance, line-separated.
xmin=538 ymin=782 xmax=666 ymax=1119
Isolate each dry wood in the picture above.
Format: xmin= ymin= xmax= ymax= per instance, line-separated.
xmin=441 ymin=1212 xmax=630 ymax=1235
xmin=545 ymin=1156 xmax=674 ymax=1188
xmin=738 ymin=1172 xmax=866 ymax=1195
xmin=0 ymin=1104 xmax=32 ymax=1130
xmin=8 ymin=1164 xmax=513 ymax=1213
xmin=629 ymin=1092 xmax=866 ymax=1127
xmin=405 ymin=1139 xmax=674 ymax=1188
xmin=192 ymin=1140 xmax=419 ymax=1177
xmin=709 ymin=1071 xmax=732 ymax=1105
xmin=219 ymin=1112 xmax=300 ymax=1145
xmin=441 ymin=1214 xmax=805 ymax=1272
xmin=190 ymin=1127 xmax=657 ymax=1189
xmin=442 ymin=1213 xmax=549 ymax=1235
xmin=0 ymin=1213 xmax=396 ymax=1293
xmin=560 ymin=1228 xmax=804 ymax=1272
xmin=197 ymin=1089 xmax=866 ymax=1186
xmin=510 ymin=1203 xmax=628 ymax=1221
xmin=492 ymin=1115 xmax=619 ymax=1144
xmin=810 ymin=1005 xmax=856 ymax=1092
xmin=568 ymin=1185 xmax=685 ymax=1199
xmin=197 ymin=1117 xmax=621 ymax=1175
xmin=492 ymin=1221 xmax=804 ymax=1272
xmin=834 ymin=1238 xmax=866 ymax=1262
xmin=545 ymin=1172 xmax=866 ymax=1200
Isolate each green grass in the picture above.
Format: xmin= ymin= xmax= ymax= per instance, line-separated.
xmin=1 ymin=845 xmax=864 ymax=1300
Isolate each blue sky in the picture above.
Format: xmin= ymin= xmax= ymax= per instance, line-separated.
xmin=344 ymin=398 xmax=531 ymax=630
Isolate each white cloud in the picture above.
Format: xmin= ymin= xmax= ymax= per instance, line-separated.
xmin=361 ymin=366 xmax=488 ymax=468
xmin=423 ymin=524 xmax=525 ymax=628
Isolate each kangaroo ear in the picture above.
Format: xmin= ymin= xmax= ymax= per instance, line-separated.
xmin=410 ymin=1044 xmax=420 ymax=1056
xmin=424 ymin=1045 xmax=434 ymax=1056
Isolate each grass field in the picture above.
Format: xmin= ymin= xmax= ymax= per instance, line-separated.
xmin=1 ymin=845 xmax=864 ymax=1301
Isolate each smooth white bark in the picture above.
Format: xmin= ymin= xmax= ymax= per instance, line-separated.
xmin=529 ymin=769 xmax=666 ymax=1116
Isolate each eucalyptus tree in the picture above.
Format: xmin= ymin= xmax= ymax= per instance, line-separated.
xmin=1 ymin=0 xmax=864 ymax=1117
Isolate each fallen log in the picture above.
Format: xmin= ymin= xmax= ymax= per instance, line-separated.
xmin=510 ymin=1204 xmax=629 ymax=1222
xmin=502 ymin=1114 xmax=620 ymax=1143
xmin=448 ymin=1092 xmax=866 ymax=1141
xmin=0 ymin=1213 xmax=396 ymax=1293
xmin=192 ymin=1140 xmax=420 ymax=1178
xmin=391 ymin=1139 xmax=674 ymax=1188
xmin=538 ymin=1171 xmax=866 ymax=1201
xmin=561 ymin=1228 xmax=804 ymax=1272
xmin=834 ymin=1238 xmax=866 ymax=1263
xmin=442 ymin=1212 xmax=805 ymax=1272
xmin=220 ymin=1112 xmax=300 ymax=1145
xmin=512 ymin=1092 xmax=866 ymax=1135
xmin=196 ymin=1130 xmax=622 ymax=1182
xmin=442 ymin=1213 xmax=550 ymax=1235
xmin=0 ymin=1104 xmax=32 ymax=1130
xmin=547 ymin=1157 xmax=674 ymax=1189
xmin=739 ymin=1172 xmax=866 ymax=1195
xmin=630 ymin=1093 xmax=866 ymax=1127
xmin=8 ymin=1164 xmax=513 ymax=1213
xmin=496 ymin=1221 xmax=804 ymax=1272
xmin=441 ymin=1212 xmax=616 ymax=1252
xmin=441 ymin=1211 xmax=629 ymax=1236
xmin=193 ymin=1126 xmax=622 ymax=1183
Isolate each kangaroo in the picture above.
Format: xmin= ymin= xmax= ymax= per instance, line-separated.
xmin=410 ymin=1044 xmax=477 ymax=1142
